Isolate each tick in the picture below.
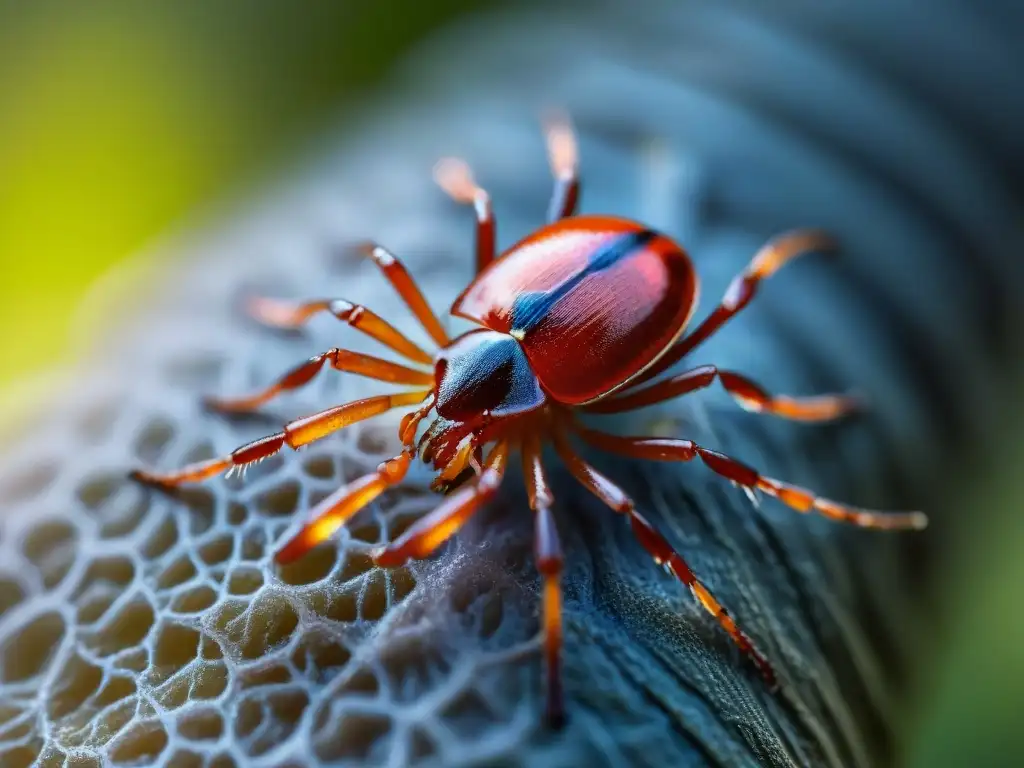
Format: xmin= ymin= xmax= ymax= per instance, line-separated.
xmin=132 ymin=112 xmax=927 ymax=728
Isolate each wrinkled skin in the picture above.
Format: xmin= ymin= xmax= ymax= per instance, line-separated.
xmin=1 ymin=1 xmax=1022 ymax=766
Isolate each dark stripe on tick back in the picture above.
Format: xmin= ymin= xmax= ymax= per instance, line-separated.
xmin=511 ymin=229 xmax=657 ymax=334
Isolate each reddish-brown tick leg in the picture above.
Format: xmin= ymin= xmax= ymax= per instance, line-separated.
xmin=244 ymin=296 xmax=433 ymax=365
xmin=552 ymin=429 xmax=777 ymax=687
xmin=275 ymin=450 xmax=414 ymax=564
xmin=433 ymin=157 xmax=496 ymax=274
xmin=588 ymin=364 xmax=860 ymax=422
xmin=372 ymin=442 xmax=509 ymax=567
xmin=543 ymin=109 xmax=580 ymax=222
xmin=521 ymin=433 xmax=566 ymax=728
xmin=575 ymin=425 xmax=928 ymax=531
xmin=398 ymin=392 xmax=436 ymax=446
xmin=633 ymin=230 xmax=837 ymax=386
xmin=358 ymin=242 xmax=451 ymax=348
xmin=205 ymin=348 xmax=433 ymax=414
xmin=130 ymin=390 xmax=429 ymax=489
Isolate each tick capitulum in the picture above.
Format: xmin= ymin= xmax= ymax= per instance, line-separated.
xmin=131 ymin=111 xmax=927 ymax=729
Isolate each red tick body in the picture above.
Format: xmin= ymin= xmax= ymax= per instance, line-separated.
xmin=131 ymin=112 xmax=927 ymax=729
xmin=453 ymin=215 xmax=697 ymax=404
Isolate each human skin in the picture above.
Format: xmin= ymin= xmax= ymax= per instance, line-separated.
xmin=0 ymin=1 xmax=1022 ymax=766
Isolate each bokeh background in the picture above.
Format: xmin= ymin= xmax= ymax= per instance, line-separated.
xmin=0 ymin=2 xmax=1020 ymax=766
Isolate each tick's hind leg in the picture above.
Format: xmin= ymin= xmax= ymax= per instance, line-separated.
xmin=130 ymin=390 xmax=429 ymax=489
xmin=205 ymin=347 xmax=433 ymax=415
xmin=551 ymin=429 xmax=776 ymax=687
xmin=588 ymin=364 xmax=860 ymax=423
xmin=575 ymin=425 xmax=928 ymax=531
xmin=433 ymin=157 xmax=496 ymax=274
xmin=633 ymin=230 xmax=837 ymax=385
xmin=543 ymin=110 xmax=580 ymax=222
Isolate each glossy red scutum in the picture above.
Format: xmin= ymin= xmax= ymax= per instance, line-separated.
xmin=451 ymin=215 xmax=699 ymax=404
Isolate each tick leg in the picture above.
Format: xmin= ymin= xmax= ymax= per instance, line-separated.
xmin=205 ymin=348 xmax=433 ymax=414
xmin=588 ymin=364 xmax=859 ymax=422
xmin=633 ymin=230 xmax=837 ymax=385
xmin=543 ymin=110 xmax=580 ymax=222
xmin=130 ymin=390 xmax=429 ymax=489
xmin=398 ymin=392 xmax=436 ymax=446
xmin=275 ymin=450 xmax=414 ymax=564
xmin=575 ymin=425 xmax=928 ymax=531
xmin=245 ymin=296 xmax=433 ymax=365
xmin=359 ymin=243 xmax=451 ymax=348
xmin=372 ymin=442 xmax=509 ymax=567
xmin=522 ymin=433 xmax=566 ymax=728
xmin=433 ymin=158 xmax=496 ymax=274
xmin=551 ymin=429 xmax=776 ymax=687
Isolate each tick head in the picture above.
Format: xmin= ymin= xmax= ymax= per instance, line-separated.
xmin=433 ymin=329 xmax=546 ymax=428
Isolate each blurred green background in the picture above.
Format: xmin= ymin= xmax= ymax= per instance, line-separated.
xmin=0 ymin=0 xmax=484 ymax=386
xmin=0 ymin=2 xmax=1019 ymax=766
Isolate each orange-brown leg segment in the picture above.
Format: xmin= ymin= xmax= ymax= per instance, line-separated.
xmin=575 ymin=425 xmax=928 ymax=531
xmin=356 ymin=242 xmax=450 ymax=348
xmin=551 ymin=429 xmax=777 ymax=687
xmin=522 ymin=433 xmax=566 ymax=728
xmin=633 ymin=230 xmax=837 ymax=386
xmin=275 ymin=450 xmax=414 ymax=564
xmin=244 ymin=296 xmax=433 ymax=365
xmin=587 ymin=364 xmax=859 ymax=422
xmin=433 ymin=158 xmax=496 ymax=274
xmin=398 ymin=393 xmax=436 ymax=446
xmin=543 ymin=110 xmax=580 ymax=222
xmin=130 ymin=390 xmax=429 ymax=489
xmin=372 ymin=442 xmax=509 ymax=568
xmin=204 ymin=348 xmax=433 ymax=414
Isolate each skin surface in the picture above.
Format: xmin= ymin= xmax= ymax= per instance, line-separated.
xmin=133 ymin=112 xmax=927 ymax=730
xmin=0 ymin=1 xmax=1021 ymax=766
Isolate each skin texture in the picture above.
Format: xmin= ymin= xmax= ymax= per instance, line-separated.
xmin=0 ymin=1 xmax=1022 ymax=766
xmin=133 ymin=116 xmax=918 ymax=730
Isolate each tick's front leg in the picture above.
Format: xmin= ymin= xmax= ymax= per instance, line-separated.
xmin=244 ymin=296 xmax=433 ymax=364
xmin=204 ymin=348 xmax=432 ymax=415
xmin=275 ymin=450 xmax=414 ymax=565
xmin=130 ymin=390 xmax=428 ymax=489
xmin=371 ymin=442 xmax=509 ymax=567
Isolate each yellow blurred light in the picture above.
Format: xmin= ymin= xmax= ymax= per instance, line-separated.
xmin=0 ymin=6 xmax=239 ymax=384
